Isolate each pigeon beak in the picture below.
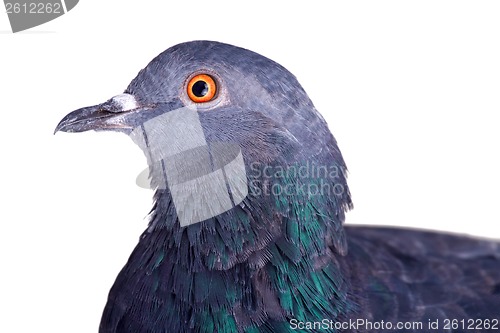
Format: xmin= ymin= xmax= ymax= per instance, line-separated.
xmin=54 ymin=93 xmax=144 ymax=134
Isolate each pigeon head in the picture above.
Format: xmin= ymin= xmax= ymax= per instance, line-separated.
xmin=56 ymin=41 xmax=332 ymax=160
xmin=56 ymin=41 xmax=352 ymax=266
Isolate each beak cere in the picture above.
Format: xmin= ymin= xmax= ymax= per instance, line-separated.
xmin=110 ymin=94 xmax=140 ymax=112
xmin=54 ymin=93 xmax=140 ymax=134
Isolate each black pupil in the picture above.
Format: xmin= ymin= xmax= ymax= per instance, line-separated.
xmin=192 ymin=80 xmax=209 ymax=97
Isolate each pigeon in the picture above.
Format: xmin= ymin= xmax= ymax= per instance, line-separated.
xmin=55 ymin=41 xmax=500 ymax=333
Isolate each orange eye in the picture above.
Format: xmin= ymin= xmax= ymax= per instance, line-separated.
xmin=187 ymin=74 xmax=217 ymax=103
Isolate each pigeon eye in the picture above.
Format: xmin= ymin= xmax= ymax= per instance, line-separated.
xmin=187 ymin=74 xmax=217 ymax=103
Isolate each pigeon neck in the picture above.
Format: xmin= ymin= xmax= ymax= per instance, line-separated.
xmin=126 ymin=180 xmax=356 ymax=327
xmin=145 ymin=156 xmax=352 ymax=257
xmin=115 ymin=153 xmax=357 ymax=328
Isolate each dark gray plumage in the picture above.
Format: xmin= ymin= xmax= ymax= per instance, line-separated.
xmin=56 ymin=41 xmax=500 ymax=333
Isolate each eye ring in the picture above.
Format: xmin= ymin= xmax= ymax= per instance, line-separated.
xmin=187 ymin=74 xmax=217 ymax=103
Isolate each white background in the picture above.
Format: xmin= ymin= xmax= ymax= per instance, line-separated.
xmin=1 ymin=1 xmax=499 ymax=332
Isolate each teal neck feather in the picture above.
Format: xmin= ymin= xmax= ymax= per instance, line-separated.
xmin=102 ymin=160 xmax=355 ymax=333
